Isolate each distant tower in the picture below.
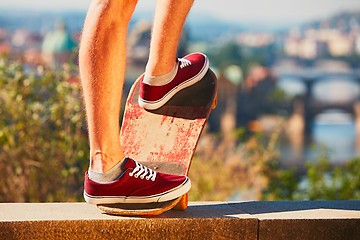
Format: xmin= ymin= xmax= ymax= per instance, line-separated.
xmin=41 ymin=21 xmax=76 ymax=67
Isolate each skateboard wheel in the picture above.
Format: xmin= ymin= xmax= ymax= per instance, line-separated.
xmin=173 ymin=193 xmax=188 ymax=211
xmin=211 ymin=95 xmax=218 ymax=109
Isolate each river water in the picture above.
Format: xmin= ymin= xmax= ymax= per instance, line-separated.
xmin=309 ymin=121 xmax=357 ymax=162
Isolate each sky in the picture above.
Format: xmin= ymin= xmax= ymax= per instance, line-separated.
xmin=1 ymin=0 xmax=360 ymax=24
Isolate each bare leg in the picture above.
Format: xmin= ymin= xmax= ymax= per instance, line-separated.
xmin=79 ymin=0 xmax=138 ymax=173
xmin=80 ymin=0 xmax=194 ymax=173
xmin=81 ymin=0 xmax=194 ymax=204
xmin=145 ymin=0 xmax=194 ymax=77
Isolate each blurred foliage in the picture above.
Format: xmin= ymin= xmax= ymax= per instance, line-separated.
xmin=206 ymin=42 xmax=275 ymax=75
xmin=300 ymin=154 xmax=360 ymax=200
xmin=0 ymin=58 xmax=88 ymax=202
xmin=262 ymin=145 xmax=360 ymax=200
xmin=190 ymin=125 xmax=360 ymax=201
xmin=207 ymin=42 xmax=243 ymax=69
xmin=189 ymin=127 xmax=281 ymax=201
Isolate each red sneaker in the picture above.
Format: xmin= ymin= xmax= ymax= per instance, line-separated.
xmin=83 ymin=158 xmax=191 ymax=204
xmin=138 ymin=52 xmax=209 ymax=110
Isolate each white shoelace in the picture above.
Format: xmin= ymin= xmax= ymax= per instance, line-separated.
xmin=178 ymin=58 xmax=192 ymax=69
xmin=128 ymin=161 xmax=157 ymax=181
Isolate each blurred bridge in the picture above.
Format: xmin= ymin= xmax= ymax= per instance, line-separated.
xmin=276 ymin=69 xmax=360 ymax=134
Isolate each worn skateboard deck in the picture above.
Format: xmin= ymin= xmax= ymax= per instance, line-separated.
xmin=97 ymin=195 xmax=184 ymax=217
xmin=98 ymin=69 xmax=217 ymax=216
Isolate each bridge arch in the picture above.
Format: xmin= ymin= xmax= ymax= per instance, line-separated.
xmin=276 ymin=71 xmax=360 ymax=134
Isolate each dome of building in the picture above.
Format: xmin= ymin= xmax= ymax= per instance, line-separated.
xmin=42 ymin=21 xmax=76 ymax=54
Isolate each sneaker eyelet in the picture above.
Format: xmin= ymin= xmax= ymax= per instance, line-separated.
xmin=129 ymin=172 xmax=133 ymax=177
xmin=140 ymin=176 xmax=144 ymax=179
xmin=145 ymin=176 xmax=150 ymax=180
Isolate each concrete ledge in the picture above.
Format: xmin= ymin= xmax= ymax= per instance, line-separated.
xmin=1 ymin=201 xmax=359 ymax=240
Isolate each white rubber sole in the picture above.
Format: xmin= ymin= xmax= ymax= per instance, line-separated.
xmin=138 ymin=57 xmax=210 ymax=110
xmin=84 ymin=178 xmax=191 ymax=205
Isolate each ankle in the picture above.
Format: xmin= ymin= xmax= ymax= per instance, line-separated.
xmin=144 ymin=61 xmax=178 ymax=86
xmin=90 ymin=150 xmax=125 ymax=173
xmin=145 ymin=58 xmax=177 ymax=77
xmin=88 ymin=156 xmax=125 ymax=183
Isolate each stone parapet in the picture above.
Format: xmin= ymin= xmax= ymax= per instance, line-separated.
xmin=1 ymin=201 xmax=359 ymax=239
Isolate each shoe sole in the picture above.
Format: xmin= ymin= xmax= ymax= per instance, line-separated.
xmin=138 ymin=56 xmax=210 ymax=110
xmin=83 ymin=177 xmax=191 ymax=205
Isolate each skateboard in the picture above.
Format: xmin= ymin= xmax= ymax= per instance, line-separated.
xmin=97 ymin=69 xmax=217 ymax=216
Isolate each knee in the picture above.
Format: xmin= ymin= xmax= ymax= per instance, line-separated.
xmin=91 ymin=0 xmax=138 ymax=22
